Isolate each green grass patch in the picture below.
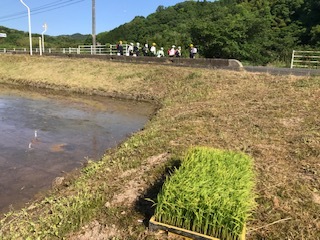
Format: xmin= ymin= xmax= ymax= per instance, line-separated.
xmin=0 ymin=160 xmax=107 ymax=239
xmin=154 ymin=147 xmax=256 ymax=240
xmin=0 ymin=189 xmax=104 ymax=239
xmin=293 ymin=77 xmax=320 ymax=88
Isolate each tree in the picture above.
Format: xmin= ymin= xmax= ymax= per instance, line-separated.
xmin=2 ymin=0 xmax=320 ymax=65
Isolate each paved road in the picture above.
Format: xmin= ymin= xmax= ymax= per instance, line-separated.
xmin=244 ymin=66 xmax=320 ymax=76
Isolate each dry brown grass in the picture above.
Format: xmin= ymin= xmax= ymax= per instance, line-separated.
xmin=0 ymin=54 xmax=319 ymax=239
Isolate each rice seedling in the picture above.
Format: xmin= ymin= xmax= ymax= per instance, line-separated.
xmin=154 ymin=147 xmax=256 ymax=240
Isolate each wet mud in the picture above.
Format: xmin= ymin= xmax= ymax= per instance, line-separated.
xmin=0 ymin=85 xmax=154 ymax=213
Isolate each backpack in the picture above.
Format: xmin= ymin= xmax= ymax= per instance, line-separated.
xmin=192 ymin=47 xmax=197 ymax=54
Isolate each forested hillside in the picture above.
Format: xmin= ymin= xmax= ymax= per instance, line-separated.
xmin=98 ymin=0 xmax=320 ymax=65
xmin=1 ymin=0 xmax=320 ymax=65
xmin=0 ymin=26 xmax=91 ymax=49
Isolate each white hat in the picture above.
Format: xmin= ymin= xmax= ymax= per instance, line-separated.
xmin=172 ymin=45 xmax=176 ymax=48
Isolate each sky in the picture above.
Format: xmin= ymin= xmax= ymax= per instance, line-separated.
xmin=0 ymin=0 xmax=187 ymax=36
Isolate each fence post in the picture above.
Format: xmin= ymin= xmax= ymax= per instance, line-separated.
xmin=290 ymin=50 xmax=295 ymax=69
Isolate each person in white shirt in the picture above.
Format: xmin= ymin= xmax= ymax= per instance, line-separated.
xmin=150 ymin=43 xmax=157 ymax=56
xmin=157 ymin=47 xmax=165 ymax=57
xmin=127 ymin=43 xmax=134 ymax=56
xmin=189 ymin=44 xmax=197 ymax=58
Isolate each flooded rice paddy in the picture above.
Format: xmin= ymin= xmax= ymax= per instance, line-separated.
xmin=0 ymin=85 xmax=154 ymax=214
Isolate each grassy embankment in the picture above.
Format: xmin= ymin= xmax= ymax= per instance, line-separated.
xmin=0 ymin=54 xmax=319 ymax=239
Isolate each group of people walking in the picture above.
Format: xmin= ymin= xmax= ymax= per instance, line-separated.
xmin=116 ymin=41 xmax=197 ymax=58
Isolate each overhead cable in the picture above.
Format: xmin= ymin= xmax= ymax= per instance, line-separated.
xmin=0 ymin=0 xmax=86 ymax=22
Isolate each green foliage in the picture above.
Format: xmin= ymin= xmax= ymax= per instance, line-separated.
xmin=0 ymin=26 xmax=90 ymax=48
xmin=97 ymin=2 xmax=198 ymax=52
xmin=97 ymin=0 xmax=320 ymax=65
xmin=2 ymin=0 xmax=320 ymax=65
xmin=154 ymin=147 xmax=256 ymax=240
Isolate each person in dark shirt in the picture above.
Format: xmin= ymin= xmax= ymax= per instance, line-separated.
xmin=133 ymin=42 xmax=140 ymax=56
xmin=142 ymin=43 xmax=149 ymax=56
xmin=117 ymin=40 xmax=123 ymax=55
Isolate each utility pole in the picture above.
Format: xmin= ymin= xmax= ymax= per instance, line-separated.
xmin=20 ymin=0 xmax=32 ymax=55
xmin=92 ymin=0 xmax=96 ymax=54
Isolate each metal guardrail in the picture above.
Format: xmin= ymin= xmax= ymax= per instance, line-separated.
xmin=0 ymin=48 xmax=28 ymax=53
xmin=77 ymin=44 xmax=130 ymax=55
xmin=0 ymin=44 xmax=130 ymax=56
xmin=290 ymin=50 xmax=320 ymax=69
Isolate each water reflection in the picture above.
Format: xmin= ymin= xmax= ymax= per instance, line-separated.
xmin=0 ymin=85 xmax=154 ymax=214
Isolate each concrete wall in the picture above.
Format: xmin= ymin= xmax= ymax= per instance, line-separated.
xmin=49 ymin=53 xmax=244 ymax=71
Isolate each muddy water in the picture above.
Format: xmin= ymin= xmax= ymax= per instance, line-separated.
xmin=0 ymin=85 xmax=155 ymax=214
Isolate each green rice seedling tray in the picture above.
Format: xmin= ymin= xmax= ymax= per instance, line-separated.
xmin=151 ymin=147 xmax=253 ymax=240
xmin=151 ymin=216 xmax=240 ymax=240
xmin=149 ymin=216 xmax=246 ymax=240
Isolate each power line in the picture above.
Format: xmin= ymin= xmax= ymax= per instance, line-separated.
xmin=0 ymin=0 xmax=67 ymax=19
xmin=0 ymin=0 xmax=86 ymax=22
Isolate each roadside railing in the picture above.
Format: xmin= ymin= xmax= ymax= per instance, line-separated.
xmin=0 ymin=48 xmax=28 ymax=53
xmin=291 ymin=50 xmax=320 ymax=69
xmin=78 ymin=45 xmax=124 ymax=55
xmin=0 ymin=44 xmax=131 ymax=56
